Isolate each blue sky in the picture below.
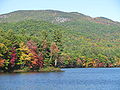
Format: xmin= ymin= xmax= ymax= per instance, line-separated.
xmin=0 ymin=0 xmax=120 ymax=21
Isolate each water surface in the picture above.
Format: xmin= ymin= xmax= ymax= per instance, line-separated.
xmin=0 ymin=68 xmax=120 ymax=90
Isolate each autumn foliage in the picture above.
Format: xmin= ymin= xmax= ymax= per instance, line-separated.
xmin=0 ymin=58 xmax=5 ymax=67
xmin=10 ymin=48 xmax=17 ymax=67
xmin=27 ymin=40 xmax=44 ymax=70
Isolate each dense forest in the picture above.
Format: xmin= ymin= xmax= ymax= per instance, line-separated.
xmin=0 ymin=10 xmax=120 ymax=72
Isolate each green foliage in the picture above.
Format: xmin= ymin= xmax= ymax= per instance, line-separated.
xmin=40 ymin=66 xmax=61 ymax=72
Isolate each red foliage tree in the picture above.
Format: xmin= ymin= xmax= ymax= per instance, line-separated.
xmin=10 ymin=47 xmax=17 ymax=67
xmin=27 ymin=40 xmax=44 ymax=70
xmin=98 ymin=62 xmax=105 ymax=67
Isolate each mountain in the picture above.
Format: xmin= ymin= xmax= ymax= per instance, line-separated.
xmin=0 ymin=10 xmax=119 ymax=25
xmin=0 ymin=10 xmax=89 ymax=23
xmin=0 ymin=10 xmax=120 ymax=64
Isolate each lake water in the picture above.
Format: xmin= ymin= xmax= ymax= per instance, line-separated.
xmin=0 ymin=68 xmax=120 ymax=90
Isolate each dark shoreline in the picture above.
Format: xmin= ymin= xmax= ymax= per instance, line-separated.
xmin=1 ymin=67 xmax=120 ymax=74
xmin=0 ymin=67 xmax=64 ymax=74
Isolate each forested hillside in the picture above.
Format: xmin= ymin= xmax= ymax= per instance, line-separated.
xmin=0 ymin=10 xmax=120 ymax=72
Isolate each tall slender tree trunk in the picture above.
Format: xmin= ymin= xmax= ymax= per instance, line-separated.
xmin=55 ymin=59 xmax=57 ymax=67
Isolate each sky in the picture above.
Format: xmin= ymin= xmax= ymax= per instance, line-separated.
xmin=0 ymin=0 xmax=120 ymax=21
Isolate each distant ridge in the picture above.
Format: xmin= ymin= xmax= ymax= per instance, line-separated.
xmin=0 ymin=10 xmax=119 ymax=25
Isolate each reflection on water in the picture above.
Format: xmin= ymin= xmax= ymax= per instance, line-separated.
xmin=0 ymin=68 xmax=120 ymax=90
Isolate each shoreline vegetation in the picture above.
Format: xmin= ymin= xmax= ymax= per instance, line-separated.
xmin=0 ymin=67 xmax=63 ymax=73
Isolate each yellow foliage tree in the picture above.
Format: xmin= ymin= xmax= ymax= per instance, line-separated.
xmin=0 ymin=43 xmax=8 ymax=56
xmin=18 ymin=42 xmax=33 ymax=68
